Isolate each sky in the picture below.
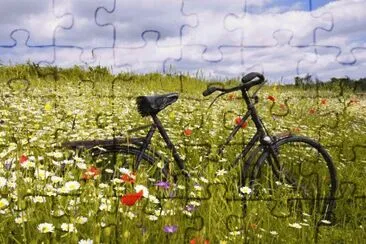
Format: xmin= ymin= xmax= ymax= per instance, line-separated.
xmin=0 ymin=0 xmax=365 ymax=83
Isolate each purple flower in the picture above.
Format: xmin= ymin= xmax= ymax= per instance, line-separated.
xmin=155 ymin=181 xmax=170 ymax=189
xmin=163 ymin=225 xmax=178 ymax=233
xmin=185 ymin=204 xmax=196 ymax=212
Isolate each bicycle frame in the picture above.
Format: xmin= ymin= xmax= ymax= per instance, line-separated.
xmin=134 ymin=87 xmax=274 ymax=177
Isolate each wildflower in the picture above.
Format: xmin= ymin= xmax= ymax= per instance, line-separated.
xmin=121 ymin=172 xmax=136 ymax=184
xmin=240 ymin=186 xmax=252 ymax=195
xmin=134 ymin=185 xmax=149 ymax=198
xmin=44 ymin=102 xmax=52 ymax=111
xmin=267 ymin=95 xmax=276 ymax=102
xmin=320 ymin=219 xmax=331 ymax=225
xmin=63 ymin=181 xmax=81 ymax=192
xmin=76 ymin=162 xmax=87 ymax=170
xmin=35 ymin=169 xmax=53 ymax=180
xmin=270 ymin=231 xmax=278 ymax=236
xmin=155 ymin=181 xmax=170 ymax=189
xmin=31 ymin=196 xmax=46 ymax=203
xmin=51 ymin=209 xmax=65 ymax=217
xmin=51 ymin=176 xmax=63 ymax=183
xmin=0 ymin=177 xmax=7 ymax=189
xmin=321 ymin=98 xmax=327 ymax=105
xmin=235 ymin=117 xmax=248 ymax=129
xmin=61 ymin=223 xmax=77 ymax=233
xmin=184 ymin=128 xmax=193 ymax=137
xmin=82 ymin=166 xmax=100 ymax=180
xmin=37 ymin=223 xmax=55 ymax=233
xmin=163 ymin=225 xmax=178 ymax=233
xmin=78 ymin=239 xmax=93 ymax=244
xmin=194 ymin=184 xmax=202 ymax=191
xmin=216 ymin=169 xmax=227 ymax=176
xmin=0 ymin=198 xmax=9 ymax=209
xmin=19 ymin=154 xmax=28 ymax=164
xmin=15 ymin=216 xmax=27 ymax=224
xmin=148 ymin=215 xmax=158 ymax=221
xmin=76 ymin=216 xmax=88 ymax=224
xmin=229 ymin=231 xmax=241 ymax=236
xmin=200 ymin=177 xmax=209 ymax=183
xmin=99 ymin=183 xmax=109 ymax=189
xmin=289 ymin=223 xmax=302 ymax=229
xmin=148 ymin=195 xmax=160 ymax=204
xmin=119 ymin=167 xmax=131 ymax=175
xmin=309 ymin=108 xmax=316 ymax=114
xmin=105 ymin=168 xmax=113 ymax=174
xmin=249 ymin=223 xmax=257 ymax=230
xmin=227 ymin=93 xmax=236 ymax=100
xmin=190 ymin=237 xmax=210 ymax=244
xmin=126 ymin=211 xmax=136 ymax=219
xmin=121 ymin=190 xmax=143 ymax=206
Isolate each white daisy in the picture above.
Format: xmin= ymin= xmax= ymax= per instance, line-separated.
xmin=37 ymin=223 xmax=55 ymax=233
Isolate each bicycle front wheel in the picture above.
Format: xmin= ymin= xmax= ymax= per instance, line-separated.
xmin=249 ymin=135 xmax=337 ymax=222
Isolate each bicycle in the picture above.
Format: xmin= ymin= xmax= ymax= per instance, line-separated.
xmin=62 ymin=72 xmax=338 ymax=222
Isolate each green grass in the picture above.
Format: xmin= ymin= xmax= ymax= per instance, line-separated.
xmin=0 ymin=65 xmax=365 ymax=243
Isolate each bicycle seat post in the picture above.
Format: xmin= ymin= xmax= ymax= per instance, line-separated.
xmin=151 ymin=114 xmax=187 ymax=176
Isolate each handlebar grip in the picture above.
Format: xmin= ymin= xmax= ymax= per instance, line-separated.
xmin=241 ymin=72 xmax=264 ymax=83
xmin=202 ymin=86 xmax=218 ymax=96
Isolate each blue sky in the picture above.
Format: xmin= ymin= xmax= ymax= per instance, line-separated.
xmin=0 ymin=0 xmax=365 ymax=83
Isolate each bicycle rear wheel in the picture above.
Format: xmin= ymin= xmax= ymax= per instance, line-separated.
xmin=89 ymin=145 xmax=167 ymax=184
xmin=248 ymin=135 xmax=337 ymax=222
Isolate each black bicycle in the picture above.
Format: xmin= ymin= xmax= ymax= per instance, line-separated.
xmin=63 ymin=72 xmax=337 ymax=221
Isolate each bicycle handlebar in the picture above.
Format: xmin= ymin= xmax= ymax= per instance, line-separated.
xmin=202 ymin=72 xmax=265 ymax=97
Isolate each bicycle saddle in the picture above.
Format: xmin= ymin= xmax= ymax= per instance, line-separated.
xmin=136 ymin=93 xmax=179 ymax=117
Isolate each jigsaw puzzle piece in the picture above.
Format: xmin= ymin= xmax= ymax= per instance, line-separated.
xmin=0 ymin=0 xmax=70 ymax=45
xmin=52 ymin=0 xmax=114 ymax=65
xmin=0 ymin=0 xmax=71 ymax=65
xmin=224 ymin=0 xmax=333 ymax=47
xmin=164 ymin=45 xmax=260 ymax=78
xmin=240 ymin=30 xmax=317 ymax=83
xmin=111 ymin=31 xmax=181 ymax=73
xmin=95 ymin=0 xmax=196 ymax=47
xmin=297 ymin=46 xmax=366 ymax=80
xmin=181 ymin=0 xmax=245 ymax=59
xmin=0 ymin=29 xmax=55 ymax=65
xmin=315 ymin=0 xmax=366 ymax=65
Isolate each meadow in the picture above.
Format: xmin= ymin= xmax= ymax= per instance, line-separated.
xmin=0 ymin=65 xmax=365 ymax=243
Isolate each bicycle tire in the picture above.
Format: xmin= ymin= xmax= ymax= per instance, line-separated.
xmin=246 ymin=135 xmax=337 ymax=222
xmin=89 ymin=145 xmax=167 ymax=183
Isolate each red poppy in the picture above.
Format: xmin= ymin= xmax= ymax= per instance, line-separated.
xmin=19 ymin=154 xmax=28 ymax=164
xmin=190 ymin=237 xmax=210 ymax=244
xmin=309 ymin=108 xmax=316 ymax=114
xmin=121 ymin=190 xmax=143 ymax=206
xmin=184 ymin=128 xmax=192 ymax=136
xmin=235 ymin=117 xmax=248 ymax=129
xmin=121 ymin=172 xmax=136 ymax=184
xmin=227 ymin=93 xmax=236 ymax=101
xmin=293 ymin=127 xmax=301 ymax=133
xmin=267 ymin=95 xmax=276 ymax=102
xmin=321 ymin=98 xmax=327 ymax=105
xmin=249 ymin=223 xmax=258 ymax=230
xmin=82 ymin=166 xmax=101 ymax=180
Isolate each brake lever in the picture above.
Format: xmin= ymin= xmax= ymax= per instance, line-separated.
xmin=208 ymin=92 xmax=226 ymax=109
xmin=251 ymin=80 xmax=267 ymax=99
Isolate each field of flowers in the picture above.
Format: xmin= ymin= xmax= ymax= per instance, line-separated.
xmin=0 ymin=65 xmax=365 ymax=243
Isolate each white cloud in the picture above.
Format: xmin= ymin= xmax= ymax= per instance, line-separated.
xmin=0 ymin=0 xmax=365 ymax=82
